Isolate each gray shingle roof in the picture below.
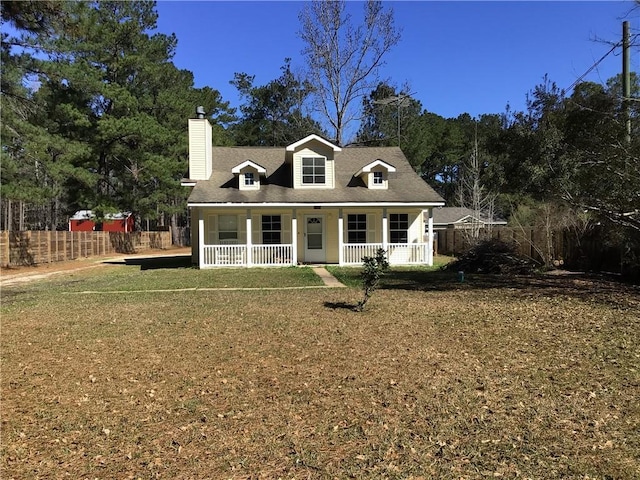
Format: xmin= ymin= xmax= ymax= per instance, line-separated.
xmin=428 ymin=207 xmax=507 ymax=225
xmin=187 ymin=146 xmax=444 ymax=205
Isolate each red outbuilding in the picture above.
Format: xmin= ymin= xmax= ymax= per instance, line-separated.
xmin=69 ymin=210 xmax=134 ymax=232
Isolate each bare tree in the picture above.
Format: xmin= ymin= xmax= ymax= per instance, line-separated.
xmin=298 ymin=0 xmax=400 ymax=146
xmin=456 ymin=122 xmax=496 ymax=244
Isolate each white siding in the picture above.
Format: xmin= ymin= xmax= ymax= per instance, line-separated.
xmin=188 ymin=119 xmax=212 ymax=180
xmin=292 ymin=147 xmax=335 ymax=189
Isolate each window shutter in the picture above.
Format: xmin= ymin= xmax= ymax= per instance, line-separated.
xmin=252 ymin=215 xmax=260 ymax=244
xmin=238 ymin=214 xmax=246 ymax=243
xmin=342 ymin=214 xmax=348 ymax=243
xmin=408 ymin=213 xmax=417 ymax=243
xmin=282 ymin=214 xmax=291 ymax=244
xmin=367 ymin=214 xmax=376 ymax=243
xmin=207 ymin=215 xmax=217 ymax=244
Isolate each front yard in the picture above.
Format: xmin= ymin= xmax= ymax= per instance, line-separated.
xmin=1 ymin=261 xmax=639 ymax=478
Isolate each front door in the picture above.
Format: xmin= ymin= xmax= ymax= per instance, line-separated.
xmin=304 ymin=215 xmax=325 ymax=263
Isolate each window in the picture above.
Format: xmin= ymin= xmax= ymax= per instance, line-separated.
xmin=390 ymin=213 xmax=408 ymax=243
xmin=244 ymin=172 xmax=255 ymax=186
xmin=262 ymin=215 xmax=281 ymax=244
xmin=347 ymin=214 xmax=367 ymax=244
xmin=302 ymin=157 xmax=325 ymax=184
xmin=218 ymin=215 xmax=238 ymax=241
xmin=373 ymin=171 xmax=383 ymax=185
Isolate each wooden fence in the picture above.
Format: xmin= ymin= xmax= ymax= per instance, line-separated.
xmin=0 ymin=231 xmax=172 ymax=268
xmin=435 ymin=226 xmax=627 ymax=274
xmin=435 ymin=227 xmax=559 ymax=264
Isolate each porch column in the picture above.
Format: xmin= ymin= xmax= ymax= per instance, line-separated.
xmin=427 ymin=208 xmax=434 ymax=266
xmin=246 ymin=209 xmax=252 ymax=267
xmin=198 ymin=208 xmax=205 ymax=268
xmin=338 ymin=208 xmax=344 ymax=265
xmin=291 ymin=209 xmax=298 ymax=266
xmin=382 ymin=208 xmax=388 ymax=251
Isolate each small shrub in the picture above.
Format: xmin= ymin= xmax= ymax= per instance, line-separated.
xmin=356 ymin=248 xmax=389 ymax=311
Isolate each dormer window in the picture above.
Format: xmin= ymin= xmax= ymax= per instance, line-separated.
xmin=287 ymin=135 xmax=339 ymax=189
xmin=232 ymin=160 xmax=266 ymax=191
xmin=355 ymin=159 xmax=396 ymax=190
xmin=302 ymin=157 xmax=326 ymax=184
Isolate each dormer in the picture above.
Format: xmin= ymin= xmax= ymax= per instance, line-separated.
xmin=232 ymin=160 xmax=266 ymax=191
xmin=355 ymin=159 xmax=396 ymax=189
xmin=286 ymin=134 xmax=342 ymax=190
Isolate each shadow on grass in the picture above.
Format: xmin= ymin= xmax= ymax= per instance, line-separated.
xmin=380 ymin=269 xmax=639 ymax=310
xmin=324 ymin=301 xmax=359 ymax=311
xmin=104 ymin=255 xmax=193 ymax=271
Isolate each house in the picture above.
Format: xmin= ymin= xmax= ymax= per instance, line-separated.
xmin=182 ymin=112 xmax=444 ymax=268
xmin=425 ymin=207 xmax=507 ymax=232
xmin=69 ymin=210 xmax=134 ymax=232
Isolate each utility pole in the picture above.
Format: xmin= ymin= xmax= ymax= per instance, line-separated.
xmin=623 ymin=20 xmax=631 ymax=144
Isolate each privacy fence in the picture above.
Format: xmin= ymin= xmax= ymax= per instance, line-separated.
xmin=436 ymin=226 xmax=630 ymax=275
xmin=0 ymin=231 xmax=172 ymax=268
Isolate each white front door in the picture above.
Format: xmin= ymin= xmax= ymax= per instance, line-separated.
xmin=304 ymin=215 xmax=325 ymax=263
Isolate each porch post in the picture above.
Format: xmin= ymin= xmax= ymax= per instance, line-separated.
xmin=246 ymin=209 xmax=252 ymax=267
xmin=198 ymin=208 xmax=205 ymax=268
xmin=427 ymin=208 xmax=434 ymax=266
xmin=291 ymin=209 xmax=298 ymax=266
xmin=382 ymin=208 xmax=388 ymax=251
xmin=338 ymin=208 xmax=344 ymax=265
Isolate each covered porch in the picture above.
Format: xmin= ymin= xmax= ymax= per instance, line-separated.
xmin=192 ymin=205 xmax=436 ymax=268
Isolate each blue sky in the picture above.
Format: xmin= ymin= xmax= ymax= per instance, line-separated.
xmin=155 ymin=1 xmax=638 ymax=122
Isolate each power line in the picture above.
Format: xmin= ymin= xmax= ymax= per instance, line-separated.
xmin=565 ymin=43 xmax=619 ymax=93
xmin=565 ymin=32 xmax=640 ymax=93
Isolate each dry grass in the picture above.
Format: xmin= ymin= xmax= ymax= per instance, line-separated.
xmin=1 ymin=263 xmax=639 ymax=479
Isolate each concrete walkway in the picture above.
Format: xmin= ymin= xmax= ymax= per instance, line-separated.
xmin=311 ymin=266 xmax=347 ymax=288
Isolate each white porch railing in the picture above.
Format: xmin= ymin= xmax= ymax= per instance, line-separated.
xmin=342 ymin=243 xmax=383 ymax=264
xmin=342 ymin=243 xmax=431 ymax=265
xmin=202 ymin=244 xmax=246 ymax=267
xmin=201 ymin=243 xmax=430 ymax=267
xmin=251 ymin=244 xmax=294 ymax=266
xmin=201 ymin=244 xmax=293 ymax=267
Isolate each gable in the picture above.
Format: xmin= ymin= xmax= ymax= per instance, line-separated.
xmin=286 ymin=134 xmax=342 ymax=153
xmin=231 ymin=160 xmax=267 ymax=174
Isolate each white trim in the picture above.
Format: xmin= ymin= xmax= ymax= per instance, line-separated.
xmin=355 ymin=159 xmax=396 ymax=176
xmin=291 ymin=210 xmax=298 ymax=264
xmin=427 ymin=208 xmax=434 ymax=266
xmin=231 ymin=160 xmax=267 ymax=174
xmin=286 ymin=134 xmax=342 ymax=152
xmin=246 ymin=210 xmax=252 ymax=267
xmin=382 ymin=208 xmax=388 ymax=251
xmin=338 ymin=209 xmax=344 ymax=265
xmin=198 ymin=209 xmax=205 ymax=269
xmin=181 ymin=181 xmax=197 ymax=187
xmin=188 ymin=201 xmax=446 ymax=208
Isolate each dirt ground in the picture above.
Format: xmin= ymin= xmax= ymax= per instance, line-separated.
xmin=0 ymin=246 xmax=192 ymax=286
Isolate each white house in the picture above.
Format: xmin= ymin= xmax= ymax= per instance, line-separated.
xmin=182 ymin=113 xmax=445 ymax=268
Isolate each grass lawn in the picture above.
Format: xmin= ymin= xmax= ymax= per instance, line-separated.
xmin=1 ymin=260 xmax=639 ymax=479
